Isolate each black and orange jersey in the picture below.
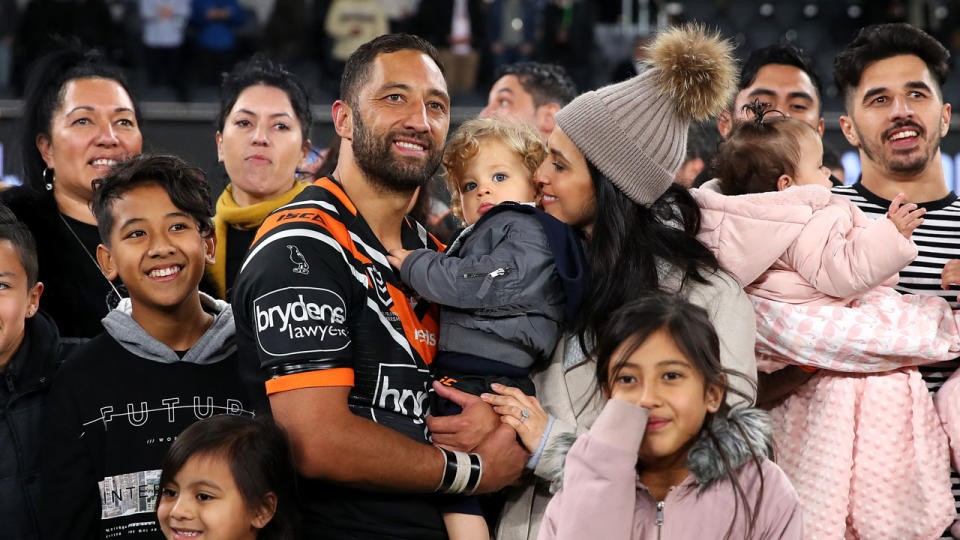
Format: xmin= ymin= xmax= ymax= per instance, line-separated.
xmin=232 ymin=177 xmax=446 ymax=539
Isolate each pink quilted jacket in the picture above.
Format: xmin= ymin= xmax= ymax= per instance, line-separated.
xmin=691 ymin=181 xmax=917 ymax=306
xmin=691 ymin=182 xmax=958 ymax=538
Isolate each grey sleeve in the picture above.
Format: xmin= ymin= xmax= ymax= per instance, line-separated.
xmin=399 ymin=217 xmax=555 ymax=311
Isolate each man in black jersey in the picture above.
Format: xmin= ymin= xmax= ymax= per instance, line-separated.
xmin=232 ymin=34 xmax=527 ymax=539
xmin=833 ymin=24 xmax=960 ymax=537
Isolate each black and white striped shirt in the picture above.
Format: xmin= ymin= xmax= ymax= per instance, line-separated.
xmin=834 ymin=182 xmax=960 ymax=535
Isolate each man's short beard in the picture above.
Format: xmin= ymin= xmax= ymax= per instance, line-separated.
xmin=856 ymin=122 xmax=942 ymax=176
xmin=352 ymin=109 xmax=443 ymax=194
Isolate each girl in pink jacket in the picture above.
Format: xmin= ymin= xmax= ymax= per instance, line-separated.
xmin=538 ymin=295 xmax=802 ymax=540
xmin=692 ymin=108 xmax=960 ymax=539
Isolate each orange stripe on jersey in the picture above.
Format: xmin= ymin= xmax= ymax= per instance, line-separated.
xmin=384 ymin=281 xmax=440 ymax=365
xmin=314 ymin=177 xmax=357 ymax=216
xmin=265 ymin=368 xmax=355 ymax=394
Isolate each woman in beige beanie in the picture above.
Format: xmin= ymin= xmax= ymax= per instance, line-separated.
xmin=483 ymin=25 xmax=761 ymax=539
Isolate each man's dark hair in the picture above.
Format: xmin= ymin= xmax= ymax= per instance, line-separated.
xmin=91 ymin=154 xmax=213 ymax=245
xmin=340 ymin=33 xmax=444 ymax=107
xmin=737 ymin=44 xmax=823 ymax=110
xmin=20 ymin=45 xmax=141 ymax=192
xmin=218 ymin=55 xmax=313 ymax=142
xmin=834 ymin=23 xmax=950 ymax=106
xmin=0 ymin=204 xmax=38 ymax=286
xmin=495 ymin=62 xmax=578 ymax=108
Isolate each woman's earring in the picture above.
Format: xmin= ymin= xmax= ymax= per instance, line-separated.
xmin=42 ymin=168 xmax=55 ymax=191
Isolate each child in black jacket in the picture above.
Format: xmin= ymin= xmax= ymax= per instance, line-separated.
xmin=41 ymin=154 xmax=267 ymax=539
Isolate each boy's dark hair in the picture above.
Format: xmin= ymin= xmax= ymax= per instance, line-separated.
xmin=495 ymin=62 xmax=578 ymax=108
xmin=91 ymin=154 xmax=213 ymax=245
xmin=20 ymin=45 xmax=141 ymax=192
xmin=218 ymin=55 xmax=313 ymax=142
xmin=834 ymin=23 xmax=950 ymax=107
xmin=340 ymin=33 xmax=444 ymax=107
xmin=595 ymin=294 xmax=759 ymax=540
xmin=712 ymin=104 xmax=816 ymax=195
xmin=0 ymin=204 xmax=38 ymax=286
xmin=159 ymin=415 xmax=298 ymax=540
xmin=736 ymin=44 xmax=823 ymax=112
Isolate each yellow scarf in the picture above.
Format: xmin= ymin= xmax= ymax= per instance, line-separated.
xmin=207 ymin=182 xmax=308 ymax=299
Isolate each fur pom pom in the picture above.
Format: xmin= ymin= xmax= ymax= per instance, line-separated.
xmin=645 ymin=24 xmax=737 ymax=121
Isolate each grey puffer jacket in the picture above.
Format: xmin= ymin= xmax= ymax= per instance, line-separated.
xmin=401 ymin=203 xmax=583 ymax=369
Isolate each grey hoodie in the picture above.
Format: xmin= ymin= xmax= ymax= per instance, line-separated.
xmin=101 ymin=293 xmax=236 ymax=365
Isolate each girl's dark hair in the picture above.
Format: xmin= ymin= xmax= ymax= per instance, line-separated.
xmin=712 ymin=103 xmax=816 ymax=196
xmin=91 ymin=154 xmax=213 ymax=244
xmin=218 ymin=55 xmax=312 ymax=142
xmin=20 ymin=46 xmax=141 ymax=192
xmin=576 ymin=162 xmax=719 ymax=356
xmin=595 ymin=295 xmax=761 ymax=540
xmin=158 ymin=415 xmax=298 ymax=540
xmin=0 ymin=204 xmax=38 ymax=286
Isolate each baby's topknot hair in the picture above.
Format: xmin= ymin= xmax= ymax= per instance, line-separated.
xmin=645 ymin=24 xmax=738 ymax=122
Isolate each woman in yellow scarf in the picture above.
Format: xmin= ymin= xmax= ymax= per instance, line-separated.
xmin=209 ymin=56 xmax=313 ymax=300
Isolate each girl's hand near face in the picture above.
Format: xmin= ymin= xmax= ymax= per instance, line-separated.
xmin=482 ymin=384 xmax=548 ymax=453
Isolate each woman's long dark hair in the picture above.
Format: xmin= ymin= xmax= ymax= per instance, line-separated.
xmin=595 ymin=295 xmax=763 ymax=540
xmin=20 ymin=45 xmax=140 ymax=192
xmin=576 ymin=162 xmax=719 ymax=356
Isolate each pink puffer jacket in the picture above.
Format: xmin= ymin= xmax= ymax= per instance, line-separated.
xmin=538 ymin=399 xmax=803 ymax=540
xmin=691 ymin=182 xmax=917 ymax=306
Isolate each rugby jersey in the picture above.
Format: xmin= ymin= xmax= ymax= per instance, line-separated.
xmin=232 ymin=177 xmax=446 ymax=540
xmin=834 ymin=181 xmax=960 ymax=534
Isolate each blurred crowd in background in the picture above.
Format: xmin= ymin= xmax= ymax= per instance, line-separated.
xmin=1 ymin=0 xmax=960 ymax=108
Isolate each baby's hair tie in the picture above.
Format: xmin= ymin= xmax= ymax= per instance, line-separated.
xmin=741 ymin=99 xmax=784 ymax=125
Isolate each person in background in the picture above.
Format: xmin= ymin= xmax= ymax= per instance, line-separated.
xmin=415 ymin=0 xmax=484 ymax=95
xmin=486 ymin=0 xmax=538 ymax=72
xmin=0 ymin=205 xmax=61 ymax=540
xmin=480 ymin=62 xmax=576 ymax=142
xmin=2 ymin=47 xmax=142 ymax=340
xmin=207 ymin=55 xmax=312 ymax=301
xmin=324 ymin=0 xmax=388 ymax=83
xmin=139 ymin=0 xmax=191 ymax=100
xmin=0 ymin=0 xmax=18 ymax=88
xmin=190 ymin=0 xmax=245 ymax=86
xmin=717 ymin=44 xmax=824 ymax=138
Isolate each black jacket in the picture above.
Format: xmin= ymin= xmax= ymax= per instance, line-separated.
xmin=0 ymin=187 xmax=119 ymax=340
xmin=0 ymin=311 xmax=63 ymax=540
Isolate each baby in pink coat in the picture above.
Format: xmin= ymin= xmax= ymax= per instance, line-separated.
xmin=691 ymin=108 xmax=960 ymax=539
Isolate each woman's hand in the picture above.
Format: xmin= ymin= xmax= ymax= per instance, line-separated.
xmin=482 ymin=383 xmax=548 ymax=454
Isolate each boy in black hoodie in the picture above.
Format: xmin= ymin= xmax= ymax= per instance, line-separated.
xmin=41 ymin=154 xmax=267 ymax=539
xmin=0 ymin=204 xmax=62 ymax=540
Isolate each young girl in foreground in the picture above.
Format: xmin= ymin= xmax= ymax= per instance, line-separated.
xmin=537 ymin=296 xmax=802 ymax=539
xmin=692 ymin=105 xmax=959 ymax=538
xmin=156 ymin=415 xmax=297 ymax=540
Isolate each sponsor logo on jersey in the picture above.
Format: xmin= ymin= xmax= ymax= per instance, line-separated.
xmin=254 ymin=287 xmax=351 ymax=356
xmin=287 ymin=244 xmax=310 ymax=275
xmin=373 ymin=364 xmax=432 ymax=424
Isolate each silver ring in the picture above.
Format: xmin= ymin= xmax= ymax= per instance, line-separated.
xmin=520 ymin=409 xmax=530 ymax=423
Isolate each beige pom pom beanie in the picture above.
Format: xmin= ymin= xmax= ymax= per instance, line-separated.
xmin=554 ymin=25 xmax=738 ymax=206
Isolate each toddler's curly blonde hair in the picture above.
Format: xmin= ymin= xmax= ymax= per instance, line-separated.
xmin=443 ymin=118 xmax=546 ymax=223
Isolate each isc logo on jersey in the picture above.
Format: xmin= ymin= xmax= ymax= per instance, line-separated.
xmin=254 ymin=287 xmax=350 ymax=356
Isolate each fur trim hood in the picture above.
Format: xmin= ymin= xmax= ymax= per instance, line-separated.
xmin=547 ymin=407 xmax=774 ymax=492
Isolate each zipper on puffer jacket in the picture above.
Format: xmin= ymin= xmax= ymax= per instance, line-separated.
xmin=466 ymin=267 xmax=513 ymax=298
xmin=656 ymin=501 xmax=664 ymax=540
xmin=461 ymin=267 xmax=512 ymax=279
